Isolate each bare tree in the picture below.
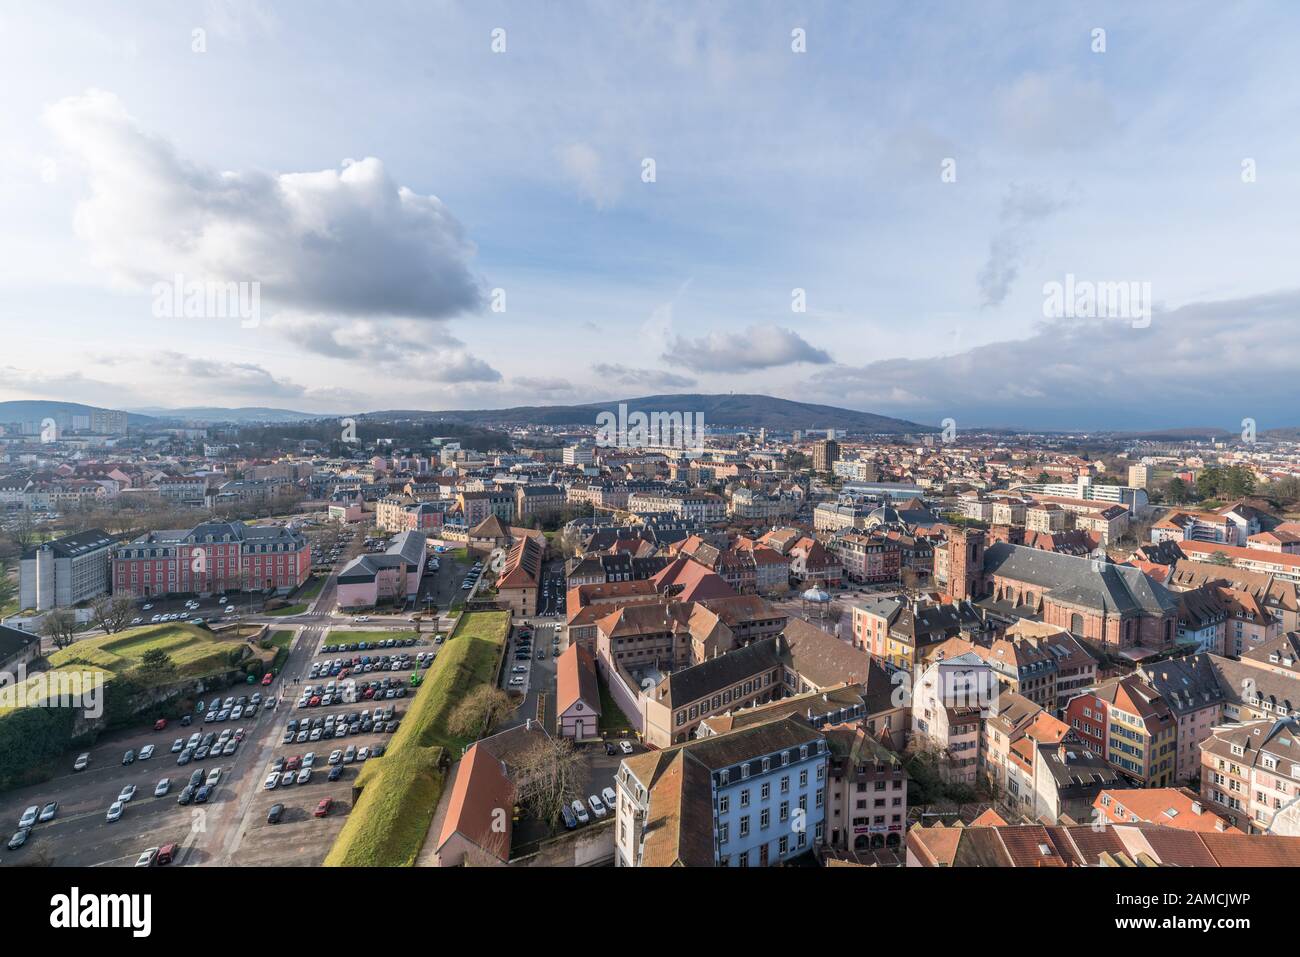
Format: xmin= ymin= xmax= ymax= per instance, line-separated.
xmin=448 ymin=684 xmax=515 ymax=740
xmin=512 ymin=736 xmax=585 ymax=831
xmin=0 ymin=561 xmax=17 ymax=612
xmin=39 ymin=608 xmax=80 ymax=650
xmin=90 ymin=594 xmax=136 ymax=634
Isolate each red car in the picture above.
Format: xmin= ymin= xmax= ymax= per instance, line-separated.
xmin=261 ymin=673 xmax=274 ymax=686
xmin=286 ymin=755 xmax=302 ymax=772
xmin=153 ymin=718 xmax=167 ymax=731
xmin=314 ymin=798 xmax=332 ymax=818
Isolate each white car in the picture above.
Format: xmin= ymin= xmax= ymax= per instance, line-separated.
xmin=142 ymin=603 xmax=154 ymax=610
xmin=18 ymin=806 xmax=38 ymax=829
xmin=135 ymin=847 xmax=158 ymax=867
xmin=570 ymin=799 xmax=590 ymax=824
xmin=619 ymin=741 xmax=634 ymax=755
xmin=73 ymin=752 xmax=90 ymax=772
xmin=602 ymin=786 xmax=618 ymax=808
xmin=138 ymin=744 xmax=155 ymax=760
xmin=224 ymin=605 xmax=235 ymax=614
xmin=296 ymin=768 xmax=312 ymax=785
xmin=118 ymin=784 xmax=137 ymax=802
xmin=264 ymin=772 xmax=280 ymax=790
xmin=154 ymin=778 xmax=171 ymax=797
xmin=588 ymin=794 xmax=607 ymax=819
xmin=355 ymin=616 xmax=371 ymax=623
xmin=302 ymin=752 xmax=316 ymax=769
xmin=106 ymin=801 xmax=124 ymax=823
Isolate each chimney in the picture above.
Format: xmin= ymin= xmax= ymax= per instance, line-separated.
xmin=1191 ymin=801 xmax=1202 ymax=815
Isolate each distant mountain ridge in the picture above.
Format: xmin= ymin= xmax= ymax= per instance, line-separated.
xmin=359 ymin=394 xmax=930 ymax=433
xmin=127 ymin=406 xmax=332 ymax=425
xmin=0 ymin=400 xmax=155 ymax=428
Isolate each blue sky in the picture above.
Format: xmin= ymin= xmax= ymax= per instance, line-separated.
xmin=2 ymin=1 xmax=1299 ymax=429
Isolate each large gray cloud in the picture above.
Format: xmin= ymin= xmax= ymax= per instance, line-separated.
xmin=806 ymin=290 xmax=1300 ymax=430
xmin=662 ymin=323 xmax=830 ymax=373
xmin=46 ymin=89 xmax=483 ymax=318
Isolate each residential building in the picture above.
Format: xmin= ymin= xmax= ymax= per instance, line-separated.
xmin=19 ymin=528 xmax=115 ymax=611
xmin=1064 ymin=676 xmax=1178 ymax=787
xmin=615 ymin=716 xmax=827 ymax=867
xmin=1200 ymin=717 xmax=1300 ymax=833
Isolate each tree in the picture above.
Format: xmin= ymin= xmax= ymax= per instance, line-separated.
xmin=448 ymin=684 xmax=515 ymax=740
xmin=512 ymin=736 xmax=585 ymax=830
xmin=89 ymin=594 xmax=136 ymax=634
xmin=138 ymin=648 xmax=174 ymax=676
xmin=1162 ymin=477 xmax=1191 ymax=505
xmin=39 ymin=608 xmax=80 ymax=650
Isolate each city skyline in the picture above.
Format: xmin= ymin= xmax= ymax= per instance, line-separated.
xmin=4 ymin=2 xmax=1300 ymax=429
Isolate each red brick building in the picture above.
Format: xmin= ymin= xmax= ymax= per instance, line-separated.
xmin=113 ymin=520 xmax=311 ymax=598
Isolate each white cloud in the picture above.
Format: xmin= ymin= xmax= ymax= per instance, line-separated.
xmin=591 ymin=363 xmax=697 ymax=389
xmin=45 ymin=89 xmax=483 ymax=319
xmin=663 ymin=323 xmax=831 ymax=372
xmin=977 ymin=183 xmax=1068 ymax=307
xmin=266 ymin=315 xmax=501 ymax=383
xmin=558 ymin=142 xmax=623 ymax=209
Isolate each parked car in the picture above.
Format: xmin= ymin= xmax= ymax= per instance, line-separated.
xmin=135 ymin=847 xmax=158 ymax=867
xmin=18 ymin=806 xmax=38 ymax=829
xmin=38 ymin=802 xmax=57 ymax=823
xmin=6 ymin=828 xmax=30 ymax=850
xmin=73 ymin=753 xmax=90 ymax=772
xmin=588 ymin=794 xmax=607 ymax=819
xmin=177 ymin=785 xmax=195 ymax=806
xmin=118 ymin=784 xmax=137 ymax=803
xmin=122 ymin=749 xmax=136 ymax=765
xmin=267 ymin=803 xmax=285 ymax=824
xmin=106 ymin=801 xmax=124 ymax=823
xmin=138 ymin=744 xmax=155 ymax=760
xmin=194 ymin=785 xmax=211 ymax=804
xmin=314 ymin=798 xmax=332 ymax=818
xmin=264 ymin=772 xmax=280 ymax=790
xmin=570 ymin=799 xmax=590 ymax=824
xmin=154 ymin=778 xmax=171 ymax=797
xmin=156 ymin=843 xmax=177 ymax=865
xmin=619 ymin=740 xmax=634 ymax=755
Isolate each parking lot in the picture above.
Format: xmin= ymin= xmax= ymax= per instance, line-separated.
xmin=227 ymin=625 xmax=433 ymax=866
xmin=0 ymin=704 xmax=274 ymax=867
xmin=0 ymin=611 xmax=439 ymax=867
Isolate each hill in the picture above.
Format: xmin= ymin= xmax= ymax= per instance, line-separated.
xmin=361 ymin=393 xmax=929 ymax=433
xmin=128 ymin=406 xmax=331 ymax=424
xmin=0 ymin=400 xmax=154 ymax=428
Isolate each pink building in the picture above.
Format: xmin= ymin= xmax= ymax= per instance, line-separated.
xmin=556 ymin=643 xmax=601 ymax=740
xmin=336 ymin=531 xmax=426 ymax=609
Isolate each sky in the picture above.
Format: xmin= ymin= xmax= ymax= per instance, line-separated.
xmin=2 ymin=1 xmax=1299 ymax=431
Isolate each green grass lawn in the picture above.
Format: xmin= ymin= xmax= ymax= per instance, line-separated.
xmin=324 ymin=609 xmax=509 ymax=867
xmin=597 ymin=673 xmax=634 ymax=735
xmin=49 ymin=623 xmax=237 ymax=680
xmin=325 ymin=629 xmax=418 ymax=644
xmin=264 ymin=603 xmax=308 ymax=617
